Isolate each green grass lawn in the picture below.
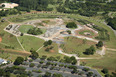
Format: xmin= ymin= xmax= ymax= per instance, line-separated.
xmin=18 ymin=35 xmax=45 ymax=52
xmin=38 ymin=42 xmax=64 ymax=58
xmin=61 ymin=36 xmax=97 ymax=57
xmin=0 ymin=22 xmax=22 ymax=51
xmin=0 ymin=51 xmax=27 ymax=62
xmin=82 ymin=50 xmax=116 ymax=73
xmin=18 ymin=25 xmax=34 ymax=33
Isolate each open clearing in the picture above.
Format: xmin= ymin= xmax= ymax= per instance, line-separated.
xmin=60 ymin=37 xmax=98 ymax=57
xmin=18 ymin=35 xmax=45 ymax=52
xmin=18 ymin=25 xmax=34 ymax=33
xmin=82 ymin=50 xmax=116 ymax=72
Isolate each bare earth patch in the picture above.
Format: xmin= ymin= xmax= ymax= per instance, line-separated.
xmin=0 ymin=37 xmax=2 ymax=42
xmin=75 ymin=29 xmax=98 ymax=38
xmin=50 ymin=50 xmax=55 ymax=53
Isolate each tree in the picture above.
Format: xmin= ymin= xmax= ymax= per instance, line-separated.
xmin=44 ymin=72 xmax=52 ymax=77
xmin=101 ymin=68 xmax=108 ymax=74
xmin=67 ymin=30 xmax=71 ymax=34
xmin=14 ymin=57 xmax=24 ymax=65
xmin=84 ymin=45 xmax=96 ymax=55
xmin=87 ymin=72 xmax=93 ymax=77
xmin=66 ymin=22 xmax=77 ymax=28
xmin=105 ymin=74 xmax=110 ymax=77
xmin=30 ymin=49 xmax=39 ymax=59
xmin=2 ymin=4 xmax=5 ymax=8
xmin=52 ymin=73 xmax=63 ymax=77
xmin=82 ymin=68 xmax=90 ymax=72
xmin=96 ymin=41 xmax=103 ymax=48
xmin=44 ymin=40 xmax=52 ymax=47
xmin=20 ymin=33 xmax=23 ymax=36
xmin=40 ymin=55 xmax=47 ymax=60
xmin=70 ymin=56 xmax=77 ymax=65
xmin=71 ymin=69 xmax=78 ymax=74
xmin=29 ymin=63 xmax=35 ymax=67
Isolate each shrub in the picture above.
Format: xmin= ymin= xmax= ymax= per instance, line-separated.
xmin=101 ymin=68 xmax=108 ymax=74
xmin=82 ymin=68 xmax=90 ymax=72
xmin=29 ymin=63 xmax=35 ymax=67
xmin=66 ymin=22 xmax=77 ymax=28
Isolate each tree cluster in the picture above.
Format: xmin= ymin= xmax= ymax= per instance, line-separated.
xmin=14 ymin=57 xmax=24 ymax=65
xmin=0 ymin=9 xmax=20 ymax=18
xmin=64 ymin=56 xmax=77 ymax=65
xmin=44 ymin=40 xmax=52 ymax=47
xmin=96 ymin=41 xmax=103 ymax=48
xmin=27 ymin=27 xmax=43 ymax=35
xmin=0 ymin=66 xmax=33 ymax=77
xmin=107 ymin=17 xmax=116 ymax=30
xmin=30 ymin=48 xmax=39 ymax=60
xmin=66 ymin=22 xmax=77 ymax=28
xmin=84 ymin=45 xmax=96 ymax=55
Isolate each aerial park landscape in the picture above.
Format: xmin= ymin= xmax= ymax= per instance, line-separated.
xmin=0 ymin=0 xmax=116 ymax=77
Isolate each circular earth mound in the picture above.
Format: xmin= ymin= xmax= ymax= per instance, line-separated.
xmin=75 ymin=29 xmax=98 ymax=38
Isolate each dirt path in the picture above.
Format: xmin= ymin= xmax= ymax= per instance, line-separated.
xmin=106 ymin=48 xmax=116 ymax=51
xmin=96 ymin=46 xmax=106 ymax=56
xmin=58 ymin=48 xmax=100 ymax=65
xmin=1 ymin=49 xmax=31 ymax=55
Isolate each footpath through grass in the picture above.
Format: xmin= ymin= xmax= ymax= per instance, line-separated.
xmin=82 ymin=50 xmax=116 ymax=73
xmin=61 ymin=37 xmax=98 ymax=57
xmin=0 ymin=22 xmax=22 ymax=51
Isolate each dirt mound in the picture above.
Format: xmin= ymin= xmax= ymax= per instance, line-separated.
xmin=50 ymin=50 xmax=55 ymax=53
xmin=0 ymin=37 xmax=2 ymax=42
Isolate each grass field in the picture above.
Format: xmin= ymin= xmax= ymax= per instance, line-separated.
xmin=81 ymin=50 xmax=116 ymax=72
xmin=61 ymin=36 xmax=98 ymax=57
xmin=67 ymin=14 xmax=116 ymax=49
xmin=0 ymin=22 xmax=22 ymax=51
xmin=38 ymin=43 xmax=64 ymax=58
xmin=18 ymin=25 xmax=34 ymax=33
xmin=18 ymin=35 xmax=45 ymax=52
xmin=0 ymin=51 xmax=28 ymax=62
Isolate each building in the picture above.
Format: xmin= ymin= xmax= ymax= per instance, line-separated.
xmin=0 ymin=58 xmax=7 ymax=65
xmin=0 ymin=3 xmax=18 ymax=8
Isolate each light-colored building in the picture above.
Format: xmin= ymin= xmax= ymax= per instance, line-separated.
xmin=0 ymin=3 xmax=18 ymax=8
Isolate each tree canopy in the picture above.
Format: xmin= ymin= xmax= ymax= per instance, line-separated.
xmin=66 ymin=22 xmax=77 ymax=28
xmin=14 ymin=57 xmax=24 ymax=65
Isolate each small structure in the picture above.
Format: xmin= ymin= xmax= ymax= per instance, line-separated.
xmin=0 ymin=58 xmax=7 ymax=65
xmin=5 ymin=24 xmax=21 ymax=36
xmin=0 ymin=3 xmax=18 ymax=8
